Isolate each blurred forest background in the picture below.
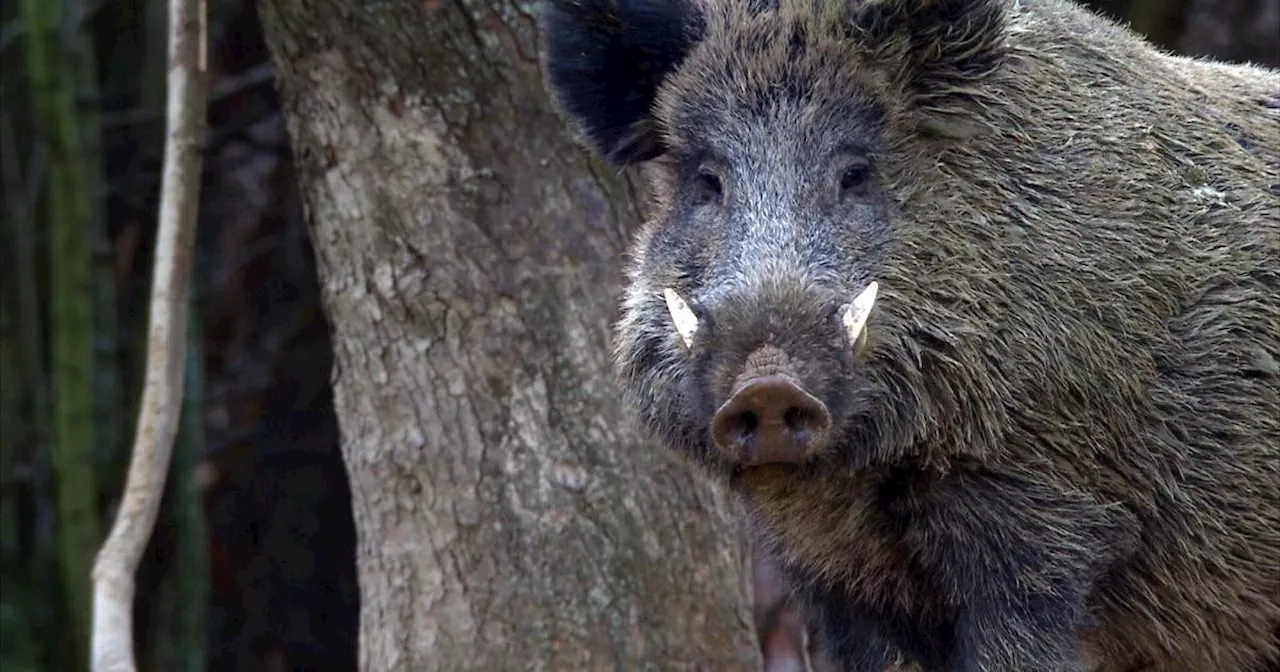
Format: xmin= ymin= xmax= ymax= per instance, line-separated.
xmin=0 ymin=0 xmax=1275 ymax=671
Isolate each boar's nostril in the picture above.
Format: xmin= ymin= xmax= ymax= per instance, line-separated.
xmin=711 ymin=375 xmax=833 ymax=466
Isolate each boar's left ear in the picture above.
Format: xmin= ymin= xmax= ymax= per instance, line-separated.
xmin=541 ymin=0 xmax=705 ymax=165
xmin=850 ymin=0 xmax=1008 ymax=135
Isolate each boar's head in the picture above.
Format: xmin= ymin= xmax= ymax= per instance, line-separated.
xmin=542 ymin=0 xmax=1014 ymax=479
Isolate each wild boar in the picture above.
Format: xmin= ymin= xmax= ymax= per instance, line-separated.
xmin=541 ymin=0 xmax=1280 ymax=669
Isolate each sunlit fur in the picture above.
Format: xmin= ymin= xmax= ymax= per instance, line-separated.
xmin=542 ymin=0 xmax=1280 ymax=669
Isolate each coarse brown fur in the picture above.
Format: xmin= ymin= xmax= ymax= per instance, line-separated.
xmin=541 ymin=0 xmax=1280 ymax=669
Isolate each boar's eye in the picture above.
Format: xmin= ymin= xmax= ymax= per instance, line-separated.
xmin=692 ymin=170 xmax=724 ymax=206
xmin=839 ymin=161 xmax=871 ymax=196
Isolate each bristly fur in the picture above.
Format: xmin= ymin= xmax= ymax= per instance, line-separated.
xmin=542 ymin=0 xmax=1280 ymax=670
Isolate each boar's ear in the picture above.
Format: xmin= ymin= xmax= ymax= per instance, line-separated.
xmin=542 ymin=0 xmax=704 ymax=165
xmin=850 ymin=0 xmax=1008 ymax=135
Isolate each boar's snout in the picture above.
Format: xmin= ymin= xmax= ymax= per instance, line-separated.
xmin=712 ymin=374 xmax=833 ymax=465
xmin=674 ymin=276 xmax=879 ymax=466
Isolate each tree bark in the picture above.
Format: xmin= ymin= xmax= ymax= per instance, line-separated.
xmin=257 ymin=1 xmax=759 ymax=670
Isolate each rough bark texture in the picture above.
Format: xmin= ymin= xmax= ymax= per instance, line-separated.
xmin=257 ymin=1 xmax=759 ymax=670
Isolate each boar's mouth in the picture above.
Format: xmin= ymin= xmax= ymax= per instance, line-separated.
xmin=661 ymin=281 xmax=880 ymax=468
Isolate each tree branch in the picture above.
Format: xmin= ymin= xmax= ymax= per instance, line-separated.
xmin=90 ymin=0 xmax=208 ymax=669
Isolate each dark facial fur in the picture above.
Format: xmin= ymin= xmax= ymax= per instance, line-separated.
xmin=542 ymin=0 xmax=1280 ymax=670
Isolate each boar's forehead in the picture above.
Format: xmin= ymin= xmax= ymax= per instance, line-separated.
xmin=654 ymin=10 xmax=885 ymax=159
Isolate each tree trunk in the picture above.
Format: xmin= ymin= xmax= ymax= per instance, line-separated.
xmin=256 ymin=1 xmax=760 ymax=670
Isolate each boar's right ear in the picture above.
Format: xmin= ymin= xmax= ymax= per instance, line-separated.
xmin=542 ymin=0 xmax=705 ymax=165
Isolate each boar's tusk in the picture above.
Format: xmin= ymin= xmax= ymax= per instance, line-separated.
xmin=662 ymin=288 xmax=700 ymax=350
xmin=839 ymin=281 xmax=879 ymax=352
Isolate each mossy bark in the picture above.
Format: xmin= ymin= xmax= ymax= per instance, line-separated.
xmin=18 ymin=0 xmax=102 ymax=663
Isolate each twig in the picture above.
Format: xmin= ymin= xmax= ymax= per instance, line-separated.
xmin=89 ymin=0 xmax=208 ymax=669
